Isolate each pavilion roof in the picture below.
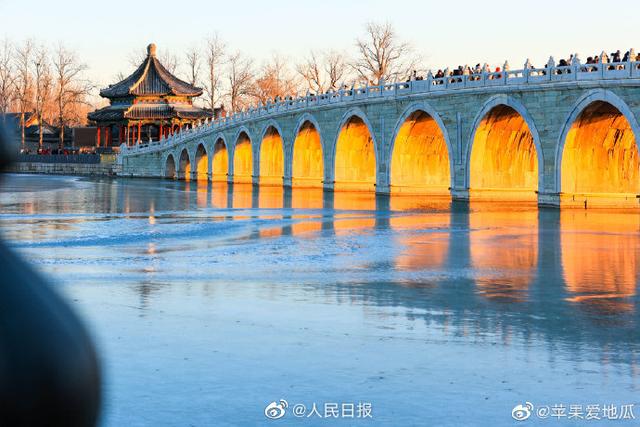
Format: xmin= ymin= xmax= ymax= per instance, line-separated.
xmin=100 ymin=44 xmax=202 ymax=98
xmin=88 ymin=102 xmax=211 ymax=122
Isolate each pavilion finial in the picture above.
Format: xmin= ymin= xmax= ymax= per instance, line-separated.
xmin=147 ymin=43 xmax=157 ymax=57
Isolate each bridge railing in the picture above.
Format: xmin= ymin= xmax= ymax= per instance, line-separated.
xmin=120 ymin=57 xmax=640 ymax=155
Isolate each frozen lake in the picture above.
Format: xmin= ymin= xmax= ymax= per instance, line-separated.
xmin=1 ymin=173 xmax=639 ymax=426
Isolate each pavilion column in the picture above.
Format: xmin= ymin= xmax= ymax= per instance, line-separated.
xmin=119 ymin=125 xmax=124 ymax=144
xmin=137 ymin=122 xmax=141 ymax=144
xmin=96 ymin=126 xmax=101 ymax=147
xmin=105 ymin=126 xmax=111 ymax=147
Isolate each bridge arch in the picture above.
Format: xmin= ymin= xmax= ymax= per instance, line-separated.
xmin=194 ymin=143 xmax=208 ymax=182
xmin=466 ymin=95 xmax=543 ymax=200
xmin=556 ymin=89 xmax=640 ymax=203
xmin=178 ymin=148 xmax=191 ymax=181
xmin=233 ymin=128 xmax=253 ymax=184
xmin=259 ymin=121 xmax=285 ymax=186
xmin=292 ymin=113 xmax=324 ymax=187
xmin=163 ymin=153 xmax=176 ymax=179
xmin=389 ymin=102 xmax=453 ymax=195
xmin=332 ymin=107 xmax=378 ymax=191
xmin=211 ymin=135 xmax=229 ymax=182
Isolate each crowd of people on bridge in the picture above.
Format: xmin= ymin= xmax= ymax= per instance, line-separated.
xmin=409 ymin=48 xmax=640 ymax=84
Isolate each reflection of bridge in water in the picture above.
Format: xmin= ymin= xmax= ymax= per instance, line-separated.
xmin=119 ymin=56 xmax=640 ymax=208
xmin=108 ymin=180 xmax=640 ymax=319
xmin=109 ymin=179 xmax=640 ymax=365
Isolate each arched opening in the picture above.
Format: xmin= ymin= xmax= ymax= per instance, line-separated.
xmin=561 ymin=101 xmax=639 ymax=207
xmin=164 ymin=154 xmax=176 ymax=179
xmin=179 ymin=149 xmax=191 ymax=181
xmin=469 ymin=105 xmax=538 ymax=201
xmin=212 ymin=138 xmax=228 ymax=182
xmin=391 ymin=110 xmax=450 ymax=195
xmin=334 ymin=116 xmax=376 ymax=191
xmin=195 ymin=143 xmax=208 ymax=182
xmin=233 ymin=132 xmax=253 ymax=184
xmin=293 ymin=121 xmax=324 ymax=187
xmin=259 ymin=126 xmax=284 ymax=186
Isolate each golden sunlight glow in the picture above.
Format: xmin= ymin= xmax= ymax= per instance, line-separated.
xmin=333 ymin=191 xmax=376 ymax=233
xmin=292 ymin=121 xmax=324 ymax=187
xmin=258 ymin=185 xmax=284 ymax=209
xmin=211 ymin=182 xmax=229 ymax=208
xmin=196 ymin=180 xmax=208 ymax=207
xmin=334 ymin=116 xmax=376 ymax=191
xmin=212 ymin=139 xmax=228 ymax=182
xmin=291 ymin=187 xmax=324 ymax=235
xmin=179 ymin=149 xmax=191 ymax=181
xmin=259 ymin=127 xmax=284 ymax=185
xmin=391 ymin=111 xmax=450 ymax=195
xmin=392 ymin=202 xmax=451 ymax=272
xmin=470 ymin=204 xmax=538 ymax=302
xmin=195 ymin=144 xmax=208 ymax=182
xmin=561 ymin=101 xmax=639 ymax=207
xmin=232 ymin=183 xmax=253 ymax=209
xmin=561 ymin=210 xmax=639 ymax=313
xmin=470 ymin=105 xmax=538 ymax=200
xmin=233 ymin=133 xmax=253 ymax=184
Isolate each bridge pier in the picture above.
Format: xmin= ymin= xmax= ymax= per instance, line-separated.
xmin=451 ymin=188 xmax=470 ymax=201
xmin=537 ymin=192 xmax=561 ymax=208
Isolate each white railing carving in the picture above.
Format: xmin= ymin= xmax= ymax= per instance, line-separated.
xmin=121 ymin=55 xmax=640 ymax=155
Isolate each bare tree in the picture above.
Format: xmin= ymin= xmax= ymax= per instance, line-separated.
xmin=254 ymin=54 xmax=299 ymax=104
xmin=325 ymin=50 xmax=349 ymax=90
xmin=202 ymin=34 xmax=225 ymax=112
xmin=297 ymin=50 xmax=349 ymax=93
xmin=296 ymin=51 xmax=323 ymax=94
xmin=184 ymin=45 xmax=201 ymax=87
xmin=352 ymin=22 xmax=419 ymax=84
xmin=52 ymin=44 xmax=92 ymax=148
xmin=226 ymin=51 xmax=254 ymax=112
xmin=159 ymin=50 xmax=179 ymax=75
xmin=15 ymin=39 xmax=34 ymax=148
xmin=0 ymin=38 xmax=16 ymax=119
xmin=33 ymin=45 xmax=53 ymax=148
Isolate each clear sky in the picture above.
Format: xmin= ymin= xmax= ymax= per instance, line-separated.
xmin=1 ymin=0 xmax=637 ymax=89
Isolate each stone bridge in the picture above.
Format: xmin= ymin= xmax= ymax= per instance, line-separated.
xmin=118 ymin=57 xmax=640 ymax=207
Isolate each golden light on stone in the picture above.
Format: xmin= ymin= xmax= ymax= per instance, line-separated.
xmin=391 ymin=111 xmax=450 ymax=195
xmin=292 ymin=121 xmax=323 ymax=187
xmin=561 ymin=101 xmax=639 ymax=207
xmin=259 ymin=127 xmax=284 ymax=186
xmin=195 ymin=144 xmax=208 ymax=182
xmin=179 ymin=149 xmax=191 ymax=182
xmin=212 ymin=139 xmax=228 ymax=182
xmin=334 ymin=116 xmax=376 ymax=191
xmin=233 ymin=133 xmax=253 ymax=184
xmin=470 ymin=105 xmax=538 ymax=201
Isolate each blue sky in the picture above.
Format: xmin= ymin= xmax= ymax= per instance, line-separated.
xmin=1 ymin=0 xmax=637 ymax=88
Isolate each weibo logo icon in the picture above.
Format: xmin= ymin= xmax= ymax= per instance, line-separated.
xmin=264 ymin=399 xmax=288 ymax=420
xmin=512 ymin=402 xmax=533 ymax=421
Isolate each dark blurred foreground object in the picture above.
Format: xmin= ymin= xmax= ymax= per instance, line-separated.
xmin=0 ymin=122 xmax=101 ymax=426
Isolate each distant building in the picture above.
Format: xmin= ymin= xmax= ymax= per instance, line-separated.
xmin=88 ymin=43 xmax=212 ymax=147
xmin=1 ymin=113 xmax=72 ymax=151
